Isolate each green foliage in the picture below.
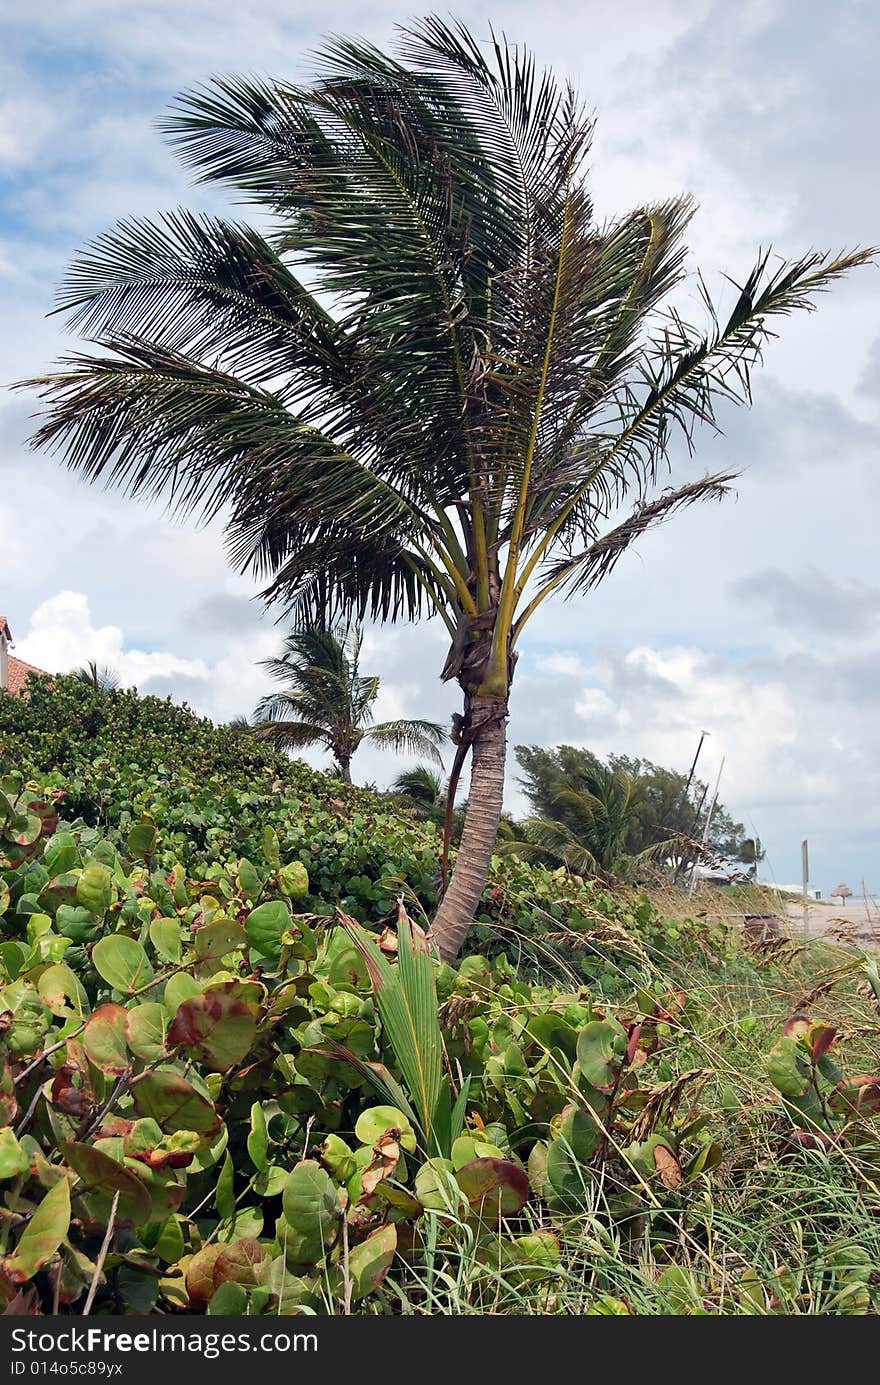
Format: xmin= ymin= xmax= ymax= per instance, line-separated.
xmin=0 ymin=675 xmax=439 ymax=917
xmin=0 ymin=757 xmax=715 ymax=1312
xmin=3 ymin=689 xmax=880 ymax=1314
xmin=252 ymin=626 xmax=446 ymax=780
xmin=514 ymin=743 xmax=762 ymax=869
xmin=764 ymin=1012 xmax=880 ymax=1150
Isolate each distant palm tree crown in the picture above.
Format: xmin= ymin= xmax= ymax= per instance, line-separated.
xmin=72 ymin=661 xmax=120 ymax=692
xmin=252 ymin=626 xmax=445 ymax=781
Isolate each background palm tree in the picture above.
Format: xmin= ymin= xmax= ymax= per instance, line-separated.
xmin=390 ymin=765 xmax=446 ymax=814
xmin=25 ymin=20 xmax=873 ymax=957
xmin=226 ymin=714 xmax=252 ymax=734
xmin=252 ymin=627 xmax=445 ymax=782
xmin=501 ymin=764 xmax=645 ymax=879
xmin=72 ymin=661 xmax=120 ymax=692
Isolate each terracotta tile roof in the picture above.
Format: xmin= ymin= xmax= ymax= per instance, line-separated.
xmin=5 ymin=655 xmax=48 ymax=698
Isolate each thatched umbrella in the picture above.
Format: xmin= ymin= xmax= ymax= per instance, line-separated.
xmin=833 ymin=883 xmax=853 ymax=906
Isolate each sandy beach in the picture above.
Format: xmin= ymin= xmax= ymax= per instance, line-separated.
xmin=783 ymin=897 xmax=880 ymax=943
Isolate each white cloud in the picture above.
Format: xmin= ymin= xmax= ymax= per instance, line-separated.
xmin=16 ymin=591 xmax=210 ymax=686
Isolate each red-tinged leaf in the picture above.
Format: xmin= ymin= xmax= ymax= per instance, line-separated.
xmin=49 ymin=1067 xmax=93 ymax=1118
xmin=123 ymin=1119 xmax=199 ymax=1171
xmin=27 ymin=800 xmax=59 ymax=839
xmin=186 ymin=1244 xmax=225 ymax=1307
xmin=131 ymin=1067 xmax=222 ymax=1138
xmin=212 ymin=1237 xmax=268 ymax=1289
xmin=82 ymin=1004 xmax=129 ymax=1075
xmin=456 ymin=1157 xmax=530 ymax=1216
xmin=782 ymin=1014 xmax=811 ymax=1040
xmin=784 ymin=1129 xmax=836 ymax=1154
xmin=1 ymin=1178 xmax=70 ymax=1283
xmin=811 ymin=1025 xmax=837 ymax=1062
xmin=625 ymin=1024 xmax=642 ymax=1067
xmin=59 ymin=1142 xmax=152 ymax=1228
xmin=829 ymin=1073 xmax=880 ymax=1115
xmin=99 ymin=1118 xmax=134 ymax=1139
xmin=167 ymin=984 xmax=258 ymax=1072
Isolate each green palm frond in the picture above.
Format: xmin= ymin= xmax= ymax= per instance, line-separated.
xmin=515 ymin=817 xmax=603 ymax=877
xmin=251 ymin=625 xmax=446 ymax=777
xmin=54 ymin=210 xmax=348 ymax=390
xmin=250 ymin=719 xmax=330 ymax=753
xmin=391 ymin=766 xmax=445 ymax=806
xmin=340 ymin=908 xmax=444 ymax=1144
xmin=366 ymin=719 xmax=446 ymax=767
xmin=501 ymin=762 xmax=644 ymax=878
xmin=72 ymin=661 xmax=120 ymax=692
xmin=226 ymin=714 xmax=252 ymax=733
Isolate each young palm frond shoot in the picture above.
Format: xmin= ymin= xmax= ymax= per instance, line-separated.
xmin=23 ymin=19 xmax=875 ymax=958
xmin=340 ymin=906 xmax=469 ymax=1157
xmin=252 ymin=626 xmax=445 ymax=782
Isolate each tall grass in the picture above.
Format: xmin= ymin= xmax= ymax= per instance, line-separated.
xmin=346 ymin=925 xmax=880 ymax=1314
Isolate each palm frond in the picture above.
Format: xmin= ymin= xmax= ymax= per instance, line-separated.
xmin=71 ymin=661 xmax=120 ymax=692
xmin=530 ymin=471 xmax=737 ymax=610
xmin=226 ymin=714 xmax=252 ymax=732
xmin=340 ymin=907 xmax=444 ymax=1145
xmin=20 ymin=20 xmax=873 ymax=738
xmin=250 ymin=718 xmax=330 ymax=752
xmin=545 ymin=248 xmax=877 ymax=551
xmin=391 ymin=765 xmax=444 ymax=805
xmin=54 ymin=210 xmax=348 ymax=391
xmin=513 ymin=816 xmax=602 ymax=877
xmin=367 ymin=719 xmax=447 ymax=767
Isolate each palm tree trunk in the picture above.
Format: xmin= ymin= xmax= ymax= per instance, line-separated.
xmin=430 ymin=697 xmax=507 ymax=962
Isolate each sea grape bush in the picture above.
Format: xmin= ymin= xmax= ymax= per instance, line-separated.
xmin=2 ymin=684 xmax=880 ymax=1313
xmin=0 ymin=677 xmax=711 ymax=979
xmin=0 ymin=757 xmax=709 ymax=1313
xmin=2 ymin=758 xmax=879 ymax=1315
xmin=766 ymin=1010 xmax=880 ymax=1159
xmin=0 ymin=676 xmax=438 ymax=919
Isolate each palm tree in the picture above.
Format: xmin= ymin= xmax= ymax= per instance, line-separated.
xmin=391 ymin=765 xmax=446 ymax=813
xmin=72 ymin=661 xmax=120 ymax=692
xmin=252 ymin=627 xmax=445 ymax=782
xmin=502 ymin=765 xmax=645 ymax=878
xmin=24 ymin=21 xmax=873 ymax=959
xmin=226 ymin=714 xmax=252 ymax=734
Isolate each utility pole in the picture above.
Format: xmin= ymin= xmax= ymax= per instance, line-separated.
xmin=687 ymin=781 xmax=710 ymax=839
xmin=688 ymin=756 xmax=725 ymax=896
xmin=801 ymin=839 xmax=809 ymax=942
xmin=677 ymin=730 xmax=710 ymax=828
xmin=673 ymin=730 xmax=710 ymax=882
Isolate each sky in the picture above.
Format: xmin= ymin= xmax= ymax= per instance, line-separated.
xmin=2 ymin=0 xmax=879 ymax=895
